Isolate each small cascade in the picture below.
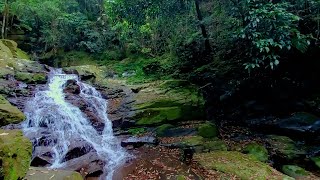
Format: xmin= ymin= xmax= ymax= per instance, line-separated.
xmin=22 ymin=69 xmax=127 ymax=179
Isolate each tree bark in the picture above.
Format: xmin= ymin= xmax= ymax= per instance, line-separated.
xmin=194 ymin=0 xmax=211 ymax=53
xmin=1 ymin=0 xmax=8 ymax=39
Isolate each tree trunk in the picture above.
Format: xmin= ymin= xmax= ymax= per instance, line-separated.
xmin=194 ymin=0 xmax=211 ymax=53
xmin=1 ymin=0 xmax=8 ymax=39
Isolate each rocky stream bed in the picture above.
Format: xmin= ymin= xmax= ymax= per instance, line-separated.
xmin=1 ymin=40 xmax=320 ymax=180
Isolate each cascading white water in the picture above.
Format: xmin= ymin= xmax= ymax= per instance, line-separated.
xmin=22 ymin=69 xmax=127 ymax=179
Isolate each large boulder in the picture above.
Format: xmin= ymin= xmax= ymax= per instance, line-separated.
xmin=0 ymin=94 xmax=25 ymax=126
xmin=194 ymin=151 xmax=293 ymax=180
xmin=0 ymin=129 xmax=32 ymax=180
xmin=25 ymin=167 xmax=83 ymax=180
xmin=131 ymin=80 xmax=205 ymax=126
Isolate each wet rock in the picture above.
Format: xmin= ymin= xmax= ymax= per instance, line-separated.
xmin=0 ymin=129 xmax=32 ymax=180
xmin=63 ymin=65 xmax=99 ymax=83
xmin=159 ymin=127 xmax=197 ymax=137
xmin=0 ymin=94 xmax=25 ymax=126
xmin=63 ymin=152 xmax=104 ymax=177
xmin=64 ymin=95 xmax=105 ymax=132
xmin=247 ymin=112 xmax=320 ymax=139
xmin=64 ymin=80 xmax=80 ymax=94
xmin=121 ymin=136 xmax=158 ymax=148
xmin=24 ymin=167 xmax=83 ymax=180
xmin=194 ymin=151 xmax=293 ymax=180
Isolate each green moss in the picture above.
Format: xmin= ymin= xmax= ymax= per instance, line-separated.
xmin=0 ymin=129 xmax=32 ymax=180
xmin=136 ymin=107 xmax=182 ymax=125
xmin=243 ymin=143 xmax=269 ymax=162
xmin=15 ymin=72 xmax=46 ymax=84
xmin=55 ymin=51 xmax=97 ymax=67
xmin=155 ymin=124 xmax=174 ymax=137
xmin=203 ymin=139 xmax=228 ymax=151
xmin=16 ymin=48 xmax=30 ymax=60
xmin=176 ymin=175 xmax=186 ymax=180
xmin=266 ymin=135 xmax=304 ymax=160
xmin=198 ymin=123 xmax=218 ymax=138
xmin=195 ymin=151 xmax=293 ymax=180
xmin=311 ymin=157 xmax=320 ymax=168
xmin=182 ymin=136 xmax=204 ymax=146
xmin=282 ymin=165 xmax=309 ymax=178
xmin=135 ymin=100 xmax=181 ymax=110
xmin=0 ymin=95 xmax=25 ymax=126
xmin=128 ymin=127 xmax=146 ymax=136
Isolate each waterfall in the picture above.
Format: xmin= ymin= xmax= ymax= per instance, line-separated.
xmin=22 ymin=69 xmax=127 ymax=179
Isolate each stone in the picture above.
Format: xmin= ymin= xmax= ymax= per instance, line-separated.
xmin=121 ymin=136 xmax=158 ymax=148
xmin=64 ymin=80 xmax=81 ymax=94
xmin=0 ymin=129 xmax=32 ymax=180
xmin=266 ymin=135 xmax=305 ymax=160
xmin=243 ymin=143 xmax=268 ymax=162
xmin=155 ymin=124 xmax=174 ymax=137
xmin=194 ymin=151 xmax=293 ymax=180
xmin=24 ymin=167 xmax=83 ymax=180
xmin=0 ymin=94 xmax=25 ymax=126
xmin=198 ymin=122 xmax=218 ymax=138
xmin=15 ymin=72 xmax=47 ymax=84
xmin=282 ymin=165 xmax=309 ymax=178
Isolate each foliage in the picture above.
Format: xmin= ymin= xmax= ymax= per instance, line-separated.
xmin=238 ymin=0 xmax=311 ymax=70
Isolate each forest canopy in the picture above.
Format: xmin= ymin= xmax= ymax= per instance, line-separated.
xmin=1 ymin=0 xmax=319 ymax=75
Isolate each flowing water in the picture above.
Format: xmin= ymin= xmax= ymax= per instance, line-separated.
xmin=22 ymin=69 xmax=127 ymax=179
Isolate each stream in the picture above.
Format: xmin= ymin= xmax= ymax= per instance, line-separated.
xmin=22 ymin=69 xmax=128 ymax=179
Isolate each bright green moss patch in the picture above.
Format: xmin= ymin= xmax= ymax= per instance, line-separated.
xmin=128 ymin=127 xmax=146 ymax=136
xmin=203 ymin=139 xmax=228 ymax=151
xmin=194 ymin=151 xmax=293 ymax=180
xmin=198 ymin=122 xmax=218 ymax=138
xmin=155 ymin=124 xmax=174 ymax=137
xmin=0 ymin=129 xmax=32 ymax=180
xmin=136 ymin=107 xmax=182 ymax=125
xmin=282 ymin=165 xmax=309 ymax=178
xmin=15 ymin=72 xmax=47 ymax=84
xmin=311 ymin=157 xmax=320 ymax=168
xmin=243 ymin=143 xmax=268 ymax=162
xmin=0 ymin=95 xmax=25 ymax=126
xmin=182 ymin=136 xmax=204 ymax=146
xmin=16 ymin=48 xmax=30 ymax=60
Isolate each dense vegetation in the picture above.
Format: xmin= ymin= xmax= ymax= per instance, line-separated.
xmin=1 ymin=0 xmax=320 ymax=117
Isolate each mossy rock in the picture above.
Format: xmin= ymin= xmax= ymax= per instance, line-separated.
xmin=15 ymin=72 xmax=47 ymax=84
xmin=128 ymin=127 xmax=146 ymax=136
xmin=266 ymin=135 xmax=305 ymax=160
xmin=198 ymin=122 xmax=218 ymax=138
xmin=182 ymin=136 xmax=204 ymax=147
xmin=243 ymin=143 xmax=268 ymax=162
xmin=155 ymin=124 xmax=174 ymax=137
xmin=25 ymin=167 xmax=83 ymax=180
xmin=132 ymin=80 xmax=205 ymax=126
xmin=203 ymin=139 xmax=228 ymax=151
xmin=194 ymin=151 xmax=293 ymax=180
xmin=0 ymin=95 xmax=25 ymax=126
xmin=181 ymin=136 xmax=227 ymax=152
xmin=0 ymin=129 xmax=32 ymax=180
xmin=311 ymin=157 xmax=320 ymax=169
xmin=282 ymin=165 xmax=309 ymax=178
xmin=136 ymin=107 xmax=182 ymax=125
